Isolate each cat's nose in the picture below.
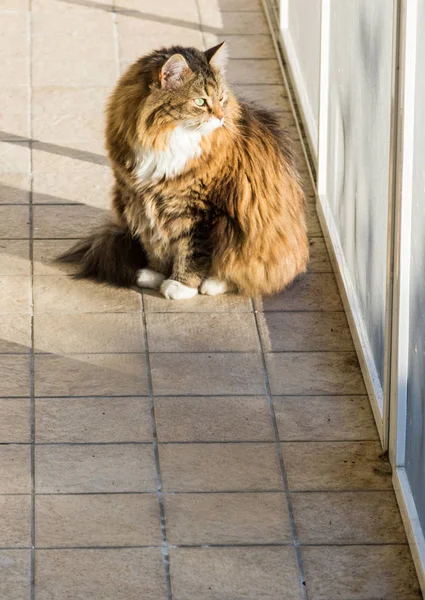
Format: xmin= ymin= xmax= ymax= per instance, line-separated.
xmin=215 ymin=107 xmax=224 ymax=120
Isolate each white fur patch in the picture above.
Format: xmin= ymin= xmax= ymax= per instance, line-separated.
xmin=160 ymin=279 xmax=198 ymax=300
xmin=134 ymin=120 xmax=222 ymax=181
xmin=136 ymin=268 xmax=166 ymax=289
xmin=200 ymin=277 xmax=231 ymax=296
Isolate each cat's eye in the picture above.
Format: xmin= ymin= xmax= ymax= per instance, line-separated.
xmin=194 ymin=98 xmax=206 ymax=107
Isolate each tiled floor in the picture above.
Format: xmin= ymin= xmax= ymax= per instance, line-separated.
xmin=0 ymin=0 xmax=422 ymax=598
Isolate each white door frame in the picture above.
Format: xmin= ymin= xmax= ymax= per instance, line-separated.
xmin=388 ymin=0 xmax=425 ymax=591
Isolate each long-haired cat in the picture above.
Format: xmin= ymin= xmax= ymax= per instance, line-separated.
xmin=59 ymin=43 xmax=309 ymax=299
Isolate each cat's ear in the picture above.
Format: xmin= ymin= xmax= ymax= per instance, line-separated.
xmin=205 ymin=42 xmax=228 ymax=71
xmin=160 ymin=54 xmax=192 ymax=90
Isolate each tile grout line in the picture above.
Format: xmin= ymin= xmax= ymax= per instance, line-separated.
xmin=111 ymin=0 xmax=120 ymax=80
xmin=141 ymin=296 xmax=172 ymax=599
xmin=0 ymin=393 xmax=370 ymax=399
xmin=0 ymin=488 xmax=398 ymax=496
xmin=111 ymin=6 xmax=172 ymax=597
xmin=28 ymin=1 xmax=36 ymax=598
xmin=252 ymin=300 xmax=309 ymax=600
xmin=0 ymin=439 xmax=381 ymax=446
xmin=194 ymin=0 xmax=207 ymax=49
xmin=0 ymin=541 xmax=409 ymax=551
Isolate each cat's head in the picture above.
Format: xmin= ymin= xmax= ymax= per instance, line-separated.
xmin=140 ymin=44 xmax=229 ymax=138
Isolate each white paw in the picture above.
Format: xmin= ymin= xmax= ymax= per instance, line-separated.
xmin=200 ymin=277 xmax=230 ymax=296
xmin=160 ymin=279 xmax=199 ymax=300
xmin=136 ymin=268 xmax=166 ymax=289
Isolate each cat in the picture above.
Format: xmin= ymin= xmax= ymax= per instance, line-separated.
xmin=59 ymin=43 xmax=309 ymax=299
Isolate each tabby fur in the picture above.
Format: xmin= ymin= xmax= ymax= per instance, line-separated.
xmin=60 ymin=43 xmax=309 ymax=297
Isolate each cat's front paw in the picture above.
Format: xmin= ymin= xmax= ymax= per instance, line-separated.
xmin=160 ymin=279 xmax=198 ymax=300
xmin=200 ymin=277 xmax=231 ymax=296
xmin=136 ymin=268 xmax=166 ymax=289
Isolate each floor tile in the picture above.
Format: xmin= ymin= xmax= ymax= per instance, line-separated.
xmin=32 ymin=0 xmax=112 ymax=9
xmin=34 ymin=354 xmax=148 ymax=396
xmin=282 ymin=441 xmax=393 ymax=491
xmin=306 ymin=203 xmax=322 ymax=235
xmin=0 ymin=355 xmax=30 ymax=396
xmin=302 ymin=545 xmax=422 ymax=600
xmin=146 ymin=313 xmax=258 ymax=352
xmin=258 ymin=312 xmax=353 ymax=352
xmin=203 ymin=33 xmax=275 ymax=59
xmin=155 ymin=396 xmax=273 ymax=442
xmin=0 ymin=87 xmax=29 ymax=135
xmin=143 ymin=290 xmax=251 ymax=312
xmin=0 ymin=445 xmax=31 ymax=493
xmin=36 ymin=549 xmax=166 ymax=600
xmin=0 ymin=11 xmax=28 ymax=34
xmin=33 ymin=204 xmax=104 ymax=239
xmin=164 ymin=492 xmax=291 ymax=545
xmin=226 ymin=59 xmax=281 ymax=85
xmin=32 ymin=87 xmax=110 ymax=143
xmin=33 ymin=135 xmax=109 ymax=164
xmin=275 ymin=110 xmax=298 ymax=130
xmin=34 ymin=313 xmax=144 ymax=353
xmin=0 ymin=175 xmax=30 ymax=205
xmin=116 ymin=15 xmax=200 ymax=41
xmin=119 ymin=30 xmax=204 ymax=61
xmin=31 ymin=139 xmax=108 ymax=168
xmin=292 ymin=491 xmax=406 ymax=545
xmin=32 ymin=33 xmax=116 ymax=62
xmin=274 ymin=396 xmax=378 ymax=441
xmin=150 ymin=353 xmax=265 ymax=396
xmin=116 ymin=0 xmax=200 ymax=21
xmin=31 ymin=138 xmax=108 ymax=162
xmin=0 ymin=240 xmax=30 ymax=275
xmin=32 ymin=167 xmax=112 ymax=208
xmin=0 ymin=277 xmax=31 ymax=314
xmin=257 ymin=273 xmax=343 ymax=311
xmin=35 ymin=494 xmax=160 ymax=547
xmin=307 ymin=237 xmax=332 ymax=272
xmin=233 ymin=84 xmax=288 ymax=111
xmin=33 ymin=239 xmax=81 ymax=275
xmin=0 ymin=496 xmax=31 ymax=548
xmin=0 ymin=206 xmax=29 ymax=239
xmin=33 ymin=276 xmax=141 ymax=313
xmin=35 ymin=444 xmax=156 ymax=493
xmin=199 ymin=0 xmax=263 ymax=13
xmin=0 ymin=142 xmax=30 ymax=172
xmin=0 ymin=398 xmax=31 ymax=442
xmin=0 ymin=0 xmax=29 ymax=7
xmin=170 ymin=547 xmax=302 ymax=600
xmin=159 ymin=443 xmax=282 ymax=492
xmin=35 ymin=396 xmax=151 ymax=443
xmin=32 ymin=8 xmax=114 ymax=35
xmin=0 ymin=314 xmax=31 ymax=352
xmin=266 ymin=352 xmax=366 ymax=395
xmin=0 ymin=550 xmax=30 ymax=600
xmin=199 ymin=11 xmax=269 ymax=34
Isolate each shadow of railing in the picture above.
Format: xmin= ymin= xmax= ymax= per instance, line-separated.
xmin=59 ymin=0 xmax=222 ymax=34
xmin=0 ymin=132 xmax=108 ymax=167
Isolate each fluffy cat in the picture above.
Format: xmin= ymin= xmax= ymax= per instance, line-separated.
xmin=59 ymin=43 xmax=309 ymax=299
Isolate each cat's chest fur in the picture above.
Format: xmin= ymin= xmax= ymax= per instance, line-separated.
xmin=134 ymin=125 xmax=203 ymax=181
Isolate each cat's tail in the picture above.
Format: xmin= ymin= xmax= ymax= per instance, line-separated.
xmin=57 ymin=221 xmax=147 ymax=287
